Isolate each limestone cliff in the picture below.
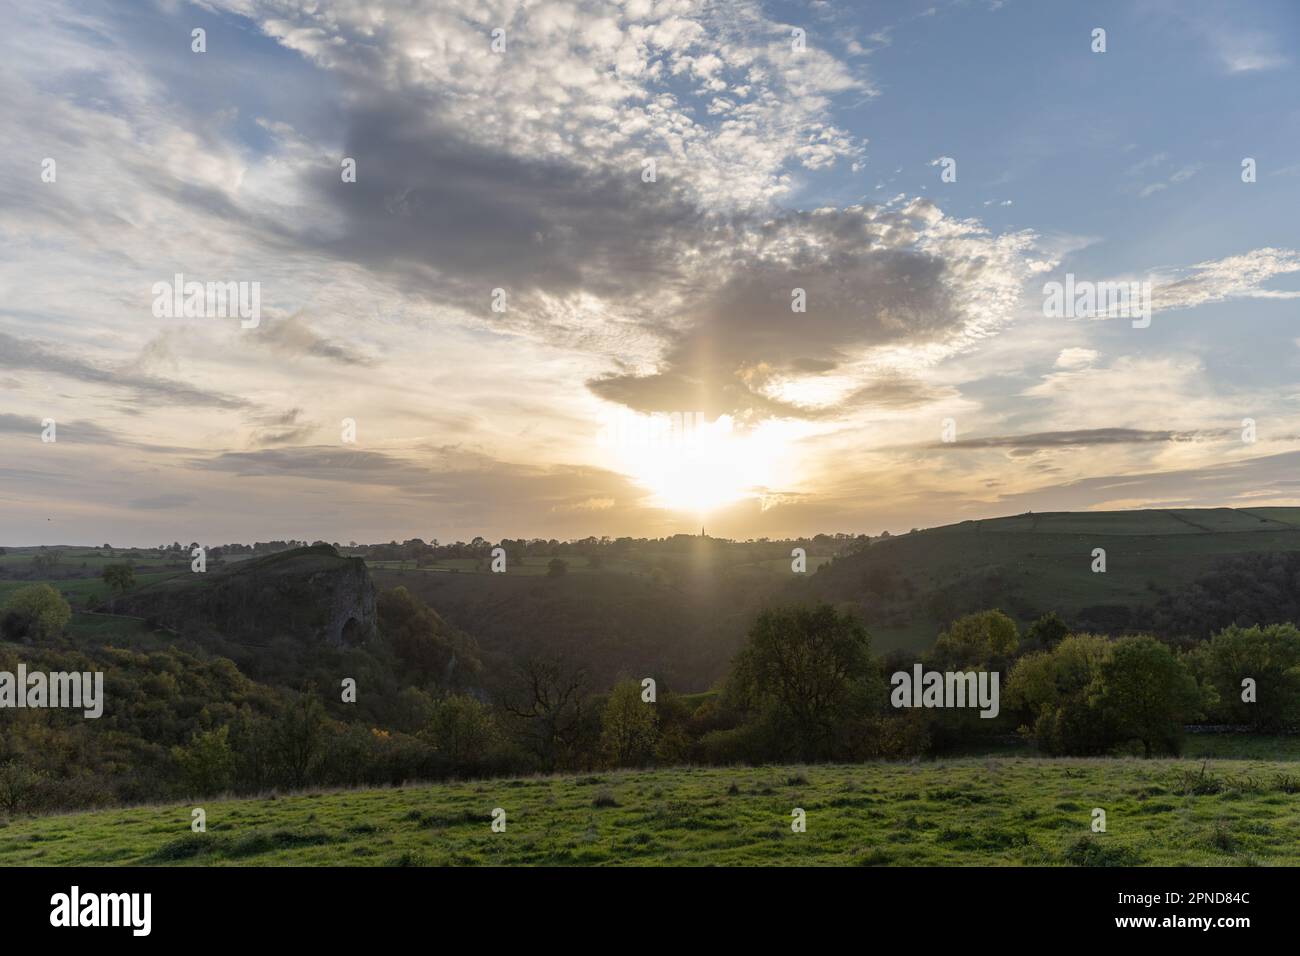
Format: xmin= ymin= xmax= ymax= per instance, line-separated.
xmin=118 ymin=544 xmax=376 ymax=646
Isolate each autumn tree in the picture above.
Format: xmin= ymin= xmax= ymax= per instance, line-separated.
xmin=599 ymin=680 xmax=658 ymax=767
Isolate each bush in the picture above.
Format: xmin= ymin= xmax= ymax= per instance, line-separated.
xmin=1064 ymin=836 xmax=1143 ymax=867
xmin=1 ymin=584 xmax=71 ymax=640
xmin=171 ymin=726 xmax=235 ymax=796
xmin=0 ymin=761 xmax=48 ymax=816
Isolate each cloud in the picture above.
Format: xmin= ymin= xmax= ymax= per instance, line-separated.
xmin=0 ymin=412 xmax=120 ymax=444
xmin=1206 ymin=30 xmax=1289 ymax=73
xmin=1055 ymin=348 xmax=1099 ymax=369
xmin=258 ymin=315 xmax=376 ymax=366
xmin=587 ymin=199 xmax=1052 ymax=420
xmin=2 ymin=0 xmax=1297 ymax=545
xmin=191 ymin=446 xmax=427 ymax=483
xmin=930 ymin=427 xmax=1196 ymax=450
xmin=1153 ymin=248 xmax=1300 ymax=312
xmin=127 ymin=493 xmax=197 ymax=510
xmin=1129 ymin=157 xmax=1200 ymax=199
xmin=551 ymin=496 xmax=616 ymax=513
xmin=0 ymin=332 xmax=251 ymax=410
xmin=183 ymin=0 xmax=1053 ymax=430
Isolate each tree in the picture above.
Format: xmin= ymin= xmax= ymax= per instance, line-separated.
xmin=1094 ymin=636 xmax=1201 ymax=757
xmin=1005 ymin=634 xmax=1114 ymax=755
xmin=501 ymin=657 xmax=588 ymax=771
xmin=31 ymin=548 xmax=61 ymax=576
xmin=934 ymin=609 xmax=1020 ymax=667
xmin=101 ymin=563 xmax=136 ymax=596
xmin=172 ymin=726 xmax=235 ymax=795
xmin=1027 ymin=611 xmax=1070 ymax=648
xmin=1192 ymin=624 xmax=1300 ymax=731
xmin=274 ymin=691 xmax=327 ymax=789
xmin=423 ymin=695 xmax=501 ymax=772
xmin=599 ymin=680 xmax=659 ymax=766
xmin=377 ymin=586 xmax=479 ymax=686
xmin=729 ymin=603 xmax=882 ymax=761
xmin=0 ymin=760 xmax=47 ymax=816
xmin=1 ymin=584 xmax=71 ymax=640
xmin=547 ymin=558 xmax=568 ymax=577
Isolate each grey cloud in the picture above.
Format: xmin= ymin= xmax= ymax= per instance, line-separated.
xmin=297 ymin=90 xmax=987 ymax=423
xmin=929 ymin=428 xmax=1199 ymax=450
xmin=996 ymin=449 xmax=1300 ymax=513
xmin=843 ymin=373 xmax=949 ymax=410
xmin=127 ymin=493 xmax=196 ymax=510
xmin=0 ymin=412 xmax=120 ymax=444
xmin=258 ymin=316 xmax=376 ymax=366
xmin=191 ymin=446 xmax=422 ymax=483
xmin=584 ymin=204 xmax=976 ymax=420
xmin=0 ymin=332 xmax=250 ymax=410
xmin=251 ymin=407 xmax=304 ymax=427
xmin=306 ymin=98 xmax=707 ymax=309
xmin=251 ymin=426 xmax=318 ymax=447
xmin=186 ymin=443 xmax=650 ymax=524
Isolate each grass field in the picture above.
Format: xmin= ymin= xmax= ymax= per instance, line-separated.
xmin=0 ymin=570 xmax=184 ymax=606
xmin=3 ymin=758 xmax=1297 ymax=866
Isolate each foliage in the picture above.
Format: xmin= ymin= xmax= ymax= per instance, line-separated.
xmin=728 ymin=604 xmax=882 ymax=761
xmin=102 ymin=563 xmax=136 ymax=595
xmin=599 ymin=680 xmax=658 ymax=767
xmin=1 ymin=584 xmax=72 ymax=640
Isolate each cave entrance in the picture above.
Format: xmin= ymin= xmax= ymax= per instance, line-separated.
xmin=341 ymin=616 xmax=364 ymax=645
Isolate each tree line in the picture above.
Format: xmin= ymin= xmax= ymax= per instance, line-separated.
xmin=1 ymin=580 xmax=1296 ymax=816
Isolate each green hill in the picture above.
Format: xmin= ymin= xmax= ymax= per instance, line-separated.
xmin=374 ymin=508 xmax=1300 ymax=678
xmin=801 ymin=507 xmax=1300 ymax=652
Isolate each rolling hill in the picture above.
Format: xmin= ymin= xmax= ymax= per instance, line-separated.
xmin=372 ymin=508 xmax=1300 ymax=681
xmin=802 ymin=507 xmax=1300 ymax=651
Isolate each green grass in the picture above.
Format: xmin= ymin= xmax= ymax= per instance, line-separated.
xmin=0 ymin=570 xmax=184 ymax=606
xmin=61 ymin=612 xmax=177 ymax=650
xmin=1182 ymin=735 xmax=1300 ymax=760
xmin=0 ymin=547 xmax=179 ymax=570
xmin=4 ymin=758 xmax=1298 ymax=866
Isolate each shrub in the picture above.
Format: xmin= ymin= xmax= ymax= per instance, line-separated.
xmin=1 ymin=584 xmax=71 ymax=640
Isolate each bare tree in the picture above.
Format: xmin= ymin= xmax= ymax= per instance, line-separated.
xmin=501 ymin=656 xmax=588 ymax=772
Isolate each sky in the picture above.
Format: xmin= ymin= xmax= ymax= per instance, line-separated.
xmin=2 ymin=0 xmax=1299 ymax=546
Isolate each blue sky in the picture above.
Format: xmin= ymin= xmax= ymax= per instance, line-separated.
xmin=1 ymin=0 xmax=1299 ymax=546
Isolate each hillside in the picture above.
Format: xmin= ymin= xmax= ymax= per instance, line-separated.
xmin=374 ymin=565 xmax=755 ymax=693
xmin=8 ymin=508 xmax=1300 ymax=684
xmin=117 ymin=544 xmax=376 ymax=647
xmin=799 ymin=507 xmax=1300 ymax=652
xmin=3 ymin=756 xmax=1298 ymax=866
xmin=370 ymin=508 xmax=1300 ymax=677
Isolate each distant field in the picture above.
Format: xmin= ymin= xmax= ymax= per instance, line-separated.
xmin=366 ymin=556 xmax=605 ymax=576
xmin=365 ymin=553 xmax=835 ymax=577
xmin=0 ymin=570 xmax=184 ymax=605
xmin=0 ymin=547 xmax=179 ymax=569
xmin=3 ymin=758 xmax=1297 ymax=866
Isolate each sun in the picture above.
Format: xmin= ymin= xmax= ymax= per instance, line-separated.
xmin=599 ymin=412 xmax=787 ymax=516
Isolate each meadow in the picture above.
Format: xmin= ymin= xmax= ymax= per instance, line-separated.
xmin=3 ymin=757 xmax=1297 ymax=867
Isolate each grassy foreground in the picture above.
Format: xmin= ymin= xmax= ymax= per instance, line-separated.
xmin=2 ymin=758 xmax=1298 ymax=867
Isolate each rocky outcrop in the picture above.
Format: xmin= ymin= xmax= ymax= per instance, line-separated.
xmin=118 ymin=544 xmax=376 ymax=646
